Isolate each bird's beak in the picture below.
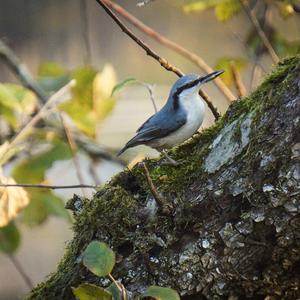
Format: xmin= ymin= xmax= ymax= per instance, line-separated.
xmin=200 ymin=70 xmax=224 ymax=84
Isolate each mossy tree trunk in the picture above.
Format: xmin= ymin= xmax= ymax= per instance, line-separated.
xmin=27 ymin=57 xmax=300 ymax=300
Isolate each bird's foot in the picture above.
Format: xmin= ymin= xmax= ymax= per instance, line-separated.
xmin=161 ymin=151 xmax=182 ymax=166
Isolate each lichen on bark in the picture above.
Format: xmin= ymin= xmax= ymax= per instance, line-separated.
xmin=27 ymin=56 xmax=300 ymax=300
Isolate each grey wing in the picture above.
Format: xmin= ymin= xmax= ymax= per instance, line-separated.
xmin=117 ymin=112 xmax=186 ymax=155
xmin=130 ymin=112 xmax=186 ymax=143
xmin=118 ymin=106 xmax=186 ymax=155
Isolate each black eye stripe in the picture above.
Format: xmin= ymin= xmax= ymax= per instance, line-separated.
xmin=173 ymin=77 xmax=201 ymax=110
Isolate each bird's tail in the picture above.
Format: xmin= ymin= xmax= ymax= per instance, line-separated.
xmin=117 ymin=136 xmax=140 ymax=156
xmin=117 ymin=145 xmax=129 ymax=156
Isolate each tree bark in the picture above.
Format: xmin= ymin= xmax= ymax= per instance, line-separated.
xmin=27 ymin=56 xmax=300 ymax=300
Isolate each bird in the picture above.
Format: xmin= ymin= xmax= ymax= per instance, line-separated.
xmin=118 ymin=70 xmax=224 ymax=164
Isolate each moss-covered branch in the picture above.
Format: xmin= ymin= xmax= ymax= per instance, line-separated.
xmin=27 ymin=56 xmax=300 ymax=300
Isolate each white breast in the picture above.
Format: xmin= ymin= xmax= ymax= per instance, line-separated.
xmin=150 ymin=91 xmax=205 ymax=150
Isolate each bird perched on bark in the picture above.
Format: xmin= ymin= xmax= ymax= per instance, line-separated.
xmin=118 ymin=70 xmax=224 ymax=164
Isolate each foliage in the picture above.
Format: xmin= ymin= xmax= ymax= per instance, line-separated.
xmin=215 ymin=57 xmax=247 ymax=86
xmin=183 ymin=0 xmax=241 ymax=22
xmin=183 ymin=0 xmax=300 ymax=90
xmin=0 ymin=221 xmax=20 ymax=253
xmin=0 ymin=61 xmax=122 ymax=253
xmin=73 ymin=240 xmax=180 ymax=300
xmin=0 ymin=169 xmax=29 ymax=227
xmin=83 ymin=241 xmax=116 ymax=277
xmin=73 ymin=284 xmax=113 ymax=300
xmin=0 ymin=83 xmax=37 ymax=128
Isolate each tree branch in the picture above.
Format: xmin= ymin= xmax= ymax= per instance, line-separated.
xmin=0 ymin=40 xmax=47 ymax=103
xmin=142 ymin=162 xmax=171 ymax=215
xmin=230 ymin=63 xmax=247 ymax=97
xmin=94 ymin=0 xmax=221 ymax=120
xmin=0 ymin=183 xmax=96 ymax=190
xmin=240 ymin=0 xmax=279 ymax=64
xmin=102 ymin=0 xmax=236 ymax=103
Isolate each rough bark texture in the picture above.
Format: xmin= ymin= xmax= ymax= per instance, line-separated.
xmin=27 ymin=57 xmax=300 ymax=300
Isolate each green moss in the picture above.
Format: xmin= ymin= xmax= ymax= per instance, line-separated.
xmin=26 ymin=55 xmax=300 ymax=300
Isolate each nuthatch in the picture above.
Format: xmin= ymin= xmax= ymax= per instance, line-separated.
xmin=118 ymin=70 xmax=224 ymax=164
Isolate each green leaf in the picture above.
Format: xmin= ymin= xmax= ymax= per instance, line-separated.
xmin=71 ymin=67 xmax=97 ymax=107
xmin=13 ymin=141 xmax=72 ymax=183
xmin=215 ymin=0 xmax=241 ymax=22
xmin=41 ymin=191 xmax=71 ymax=221
xmin=37 ymin=62 xmax=69 ymax=93
xmin=83 ymin=241 xmax=115 ymax=277
xmin=12 ymin=141 xmax=72 ymax=225
xmin=0 ymin=104 xmax=17 ymax=127
xmin=59 ymin=101 xmax=98 ymax=138
xmin=141 ymin=286 xmax=180 ymax=300
xmin=0 ymin=142 xmax=18 ymax=167
xmin=106 ymin=282 xmax=122 ymax=300
xmin=20 ymin=190 xmax=70 ymax=226
xmin=0 ymin=222 xmax=20 ymax=253
xmin=21 ymin=196 xmax=48 ymax=226
xmin=0 ymin=83 xmax=37 ymax=128
xmin=38 ymin=62 xmax=66 ymax=77
xmin=111 ymin=78 xmax=136 ymax=96
xmin=183 ymin=0 xmax=219 ymax=13
xmin=215 ymin=57 xmax=247 ymax=87
xmin=73 ymin=283 xmax=112 ymax=300
xmin=60 ymin=65 xmax=119 ymax=137
xmin=183 ymin=0 xmax=241 ymax=21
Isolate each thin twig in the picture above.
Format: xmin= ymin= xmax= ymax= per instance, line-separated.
xmin=95 ymin=0 xmax=182 ymax=76
xmin=142 ymin=162 xmax=170 ymax=214
xmin=138 ymin=81 xmax=158 ymax=113
xmin=0 ymin=40 xmax=47 ymax=103
xmin=8 ymin=255 xmax=34 ymax=289
xmin=102 ymin=0 xmax=236 ymax=102
xmin=89 ymin=159 xmax=102 ymax=185
xmin=60 ymin=113 xmax=87 ymax=196
xmin=240 ymin=0 xmax=279 ymax=64
xmin=80 ymin=0 xmax=92 ymax=64
xmin=94 ymin=0 xmax=221 ymax=120
xmin=108 ymin=274 xmax=122 ymax=292
xmin=230 ymin=63 xmax=247 ymax=97
xmin=0 ymin=183 xmax=96 ymax=189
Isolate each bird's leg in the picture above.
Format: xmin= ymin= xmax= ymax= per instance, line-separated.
xmin=160 ymin=150 xmax=180 ymax=166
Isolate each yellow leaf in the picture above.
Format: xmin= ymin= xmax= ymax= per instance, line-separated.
xmin=0 ymin=169 xmax=30 ymax=227
xmin=93 ymin=65 xmax=117 ymax=120
xmin=93 ymin=64 xmax=117 ymax=100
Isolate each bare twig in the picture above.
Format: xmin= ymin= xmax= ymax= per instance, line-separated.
xmin=8 ymin=255 xmax=34 ymax=289
xmin=60 ymin=113 xmax=87 ymax=196
xmin=142 ymin=162 xmax=170 ymax=214
xmin=102 ymin=0 xmax=236 ymax=102
xmin=240 ymin=0 xmax=279 ymax=64
xmin=95 ymin=0 xmax=221 ymax=120
xmin=230 ymin=63 xmax=247 ymax=97
xmin=0 ymin=183 xmax=96 ymax=189
xmin=95 ymin=0 xmax=182 ymax=76
xmin=80 ymin=0 xmax=92 ymax=64
xmin=108 ymin=274 xmax=122 ymax=292
xmin=89 ymin=159 xmax=102 ymax=185
xmin=138 ymin=81 xmax=158 ymax=113
xmin=0 ymin=40 xmax=47 ymax=103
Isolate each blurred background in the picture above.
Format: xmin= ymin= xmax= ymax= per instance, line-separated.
xmin=0 ymin=0 xmax=299 ymax=299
